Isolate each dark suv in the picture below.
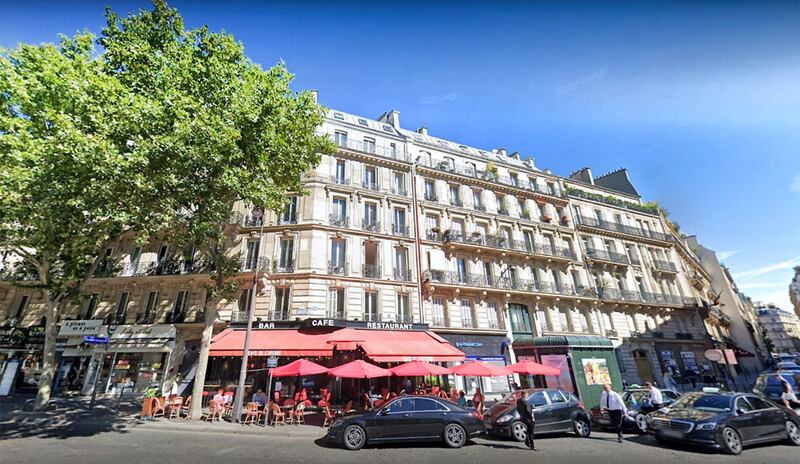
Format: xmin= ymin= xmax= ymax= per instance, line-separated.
xmin=484 ymin=388 xmax=591 ymax=441
xmin=753 ymin=371 xmax=800 ymax=403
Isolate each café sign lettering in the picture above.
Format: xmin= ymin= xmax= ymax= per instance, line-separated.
xmin=243 ymin=318 xmax=429 ymax=332
xmin=59 ymin=320 xmax=103 ymax=337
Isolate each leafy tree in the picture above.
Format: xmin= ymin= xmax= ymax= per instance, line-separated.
xmin=0 ymin=34 xmax=165 ymax=409
xmin=100 ymin=1 xmax=333 ymax=418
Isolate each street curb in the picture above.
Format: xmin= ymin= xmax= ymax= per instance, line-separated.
xmin=133 ymin=420 xmax=328 ymax=439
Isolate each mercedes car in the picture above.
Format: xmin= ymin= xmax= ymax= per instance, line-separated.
xmin=650 ymin=391 xmax=800 ymax=455
xmin=590 ymin=387 xmax=680 ymax=433
xmin=327 ymin=395 xmax=485 ymax=450
xmin=483 ymin=388 xmax=592 ymax=441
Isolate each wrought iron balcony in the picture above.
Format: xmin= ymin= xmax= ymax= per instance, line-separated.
xmin=136 ymin=313 xmax=156 ymax=324
xmin=393 ymin=268 xmax=413 ymax=282
xmin=363 ymin=312 xmax=380 ymax=322
xmin=424 ymin=270 xmax=595 ymax=298
xmin=272 ymin=261 xmax=295 ymax=273
xmin=577 ymin=216 xmax=674 ymax=243
xmin=362 ymin=264 xmax=381 ymax=278
xmin=361 ymin=220 xmax=381 ymax=233
xmin=331 ymin=136 xmax=410 ymax=162
xmin=429 ymin=230 xmax=576 ymax=261
xmin=269 ymin=310 xmax=291 ymax=321
xmin=105 ymin=313 xmax=127 ymax=325
xmin=243 ymin=215 xmax=264 ymax=227
xmin=240 ymin=257 xmax=270 ymax=273
xmin=391 ymin=186 xmax=408 ymax=196
xmin=362 ymin=181 xmax=379 ymax=191
xmin=497 ymin=207 xmax=510 ymax=216
xmin=326 ymin=310 xmax=345 ymax=319
xmin=450 ymin=198 xmax=464 ymax=207
xmin=585 ymin=248 xmax=630 ymax=265
xmin=329 ymin=214 xmax=350 ymax=227
xmin=474 ymin=203 xmax=487 ymax=212
xmin=330 ymin=175 xmax=350 ymax=186
xmin=392 ymin=224 xmax=410 ymax=237
xmin=461 ymin=317 xmax=477 ymax=329
xmin=430 ymin=316 xmax=448 ymax=327
xmin=653 ymin=260 xmax=678 ymax=272
xmin=396 ymin=314 xmax=414 ymax=324
xmin=107 ymin=258 xmax=217 ymax=278
xmin=328 ymin=261 xmax=349 ymax=276
xmin=424 ymin=192 xmax=438 ymax=202
xmin=277 ymin=213 xmax=298 ymax=225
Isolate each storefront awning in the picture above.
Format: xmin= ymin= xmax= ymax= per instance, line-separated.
xmin=209 ymin=328 xmax=465 ymax=362
xmin=514 ymin=335 xmax=614 ymax=349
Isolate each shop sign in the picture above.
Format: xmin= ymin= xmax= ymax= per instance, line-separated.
xmin=59 ymin=320 xmax=103 ymax=337
xmin=582 ymin=358 xmax=612 ymax=386
xmin=704 ymin=349 xmax=724 ymax=362
xmin=84 ymin=336 xmax=109 ymax=345
xmin=242 ymin=318 xmax=430 ymax=332
xmin=267 ymin=356 xmax=279 ymax=368
xmin=456 ymin=342 xmax=484 ymax=348
xmin=110 ymin=324 xmax=176 ymax=341
xmin=680 ymin=352 xmax=699 ymax=373
xmin=723 ymin=349 xmax=738 ymax=365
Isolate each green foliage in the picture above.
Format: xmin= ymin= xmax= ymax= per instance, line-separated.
xmin=564 ymin=186 xmax=661 ymax=215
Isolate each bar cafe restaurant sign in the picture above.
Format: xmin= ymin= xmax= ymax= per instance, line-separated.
xmin=236 ymin=318 xmax=431 ymax=332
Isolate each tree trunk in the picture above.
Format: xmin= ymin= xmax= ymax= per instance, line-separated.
xmin=33 ymin=294 xmax=60 ymax=410
xmin=189 ymin=298 xmax=219 ymax=420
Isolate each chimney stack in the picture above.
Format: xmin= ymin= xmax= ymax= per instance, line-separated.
xmin=417 ymin=126 xmax=428 ymax=136
xmin=497 ymin=147 xmax=507 ymax=156
xmin=310 ymin=89 xmax=318 ymax=103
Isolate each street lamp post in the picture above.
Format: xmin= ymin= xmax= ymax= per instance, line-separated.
xmin=232 ymin=211 xmax=267 ymax=423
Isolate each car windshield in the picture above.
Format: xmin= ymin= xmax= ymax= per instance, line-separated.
xmin=672 ymin=393 xmax=731 ymax=413
xmin=625 ymin=391 xmax=649 ymax=406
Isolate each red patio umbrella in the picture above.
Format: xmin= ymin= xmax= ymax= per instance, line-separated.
xmin=389 ymin=360 xmax=452 ymax=376
xmin=328 ymin=360 xmax=392 ymax=379
xmin=270 ymin=358 xmax=329 ymax=377
xmin=506 ymin=360 xmax=561 ymax=376
xmin=450 ymin=360 xmax=511 ymax=377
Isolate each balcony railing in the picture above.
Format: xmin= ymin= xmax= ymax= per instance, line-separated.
xmin=326 ymin=310 xmax=345 ymax=319
xmin=392 ymin=224 xmax=410 ymax=237
xmin=393 ymin=268 xmax=413 ymax=282
xmin=269 ymin=310 xmax=291 ymax=321
xmin=328 ymin=261 xmax=349 ymax=276
xmin=424 ymin=270 xmax=595 ymax=298
xmin=362 ymin=181 xmax=379 ymax=191
xmin=331 ymin=135 xmax=410 ymax=162
xmin=361 ymin=220 xmax=381 ymax=233
xmin=330 ymin=175 xmax=350 ymax=186
xmin=653 ymin=260 xmax=678 ymax=272
xmin=136 ymin=313 xmax=156 ymax=324
xmin=363 ymin=312 xmax=380 ymax=322
xmin=424 ymin=192 xmax=438 ymax=202
xmin=391 ymin=186 xmax=408 ymax=196
xmin=431 ymin=231 xmax=576 ymax=261
xmin=396 ymin=314 xmax=414 ymax=324
xmin=576 ymin=216 xmax=674 ymax=243
xmin=597 ymin=287 xmax=689 ymax=306
xmin=272 ymin=261 xmax=295 ymax=273
xmin=242 ymin=215 xmax=264 ymax=227
xmin=329 ymin=214 xmax=349 ymax=227
xmin=497 ymin=207 xmax=510 ymax=216
xmin=474 ymin=203 xmax=486 ymax=212
xmin=240 ymin=257 xmax=270 ymax=273
xmin=362 ymin=264 xmax=381 ymax=278
xmin=585 ymin=248 xmax=630 ymax=265
xmin=430 ymin=316 xmax=448 ymax=327
xmin=461 ymin=318 xmax=477 ymax=329
xmin=277 ymin=213 xmax=298 ymax=225
xmin=450 ymin=198 xmax=464 ymax=207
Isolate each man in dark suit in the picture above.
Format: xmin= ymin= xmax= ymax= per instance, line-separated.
xmin=516 ymin=395 xmax=536 ymax=450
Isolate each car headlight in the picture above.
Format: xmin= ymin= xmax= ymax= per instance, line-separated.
xmin=497 ymin=414 xmax=514 ymax=424
xmin=695 ymin=422 xmax=717 ymax=431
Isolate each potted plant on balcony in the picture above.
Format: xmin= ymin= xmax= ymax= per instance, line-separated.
xmin=483 ymin=162 xmax=498 ymax=180
xmin=542 ymin=214 xmax=553 ymax=223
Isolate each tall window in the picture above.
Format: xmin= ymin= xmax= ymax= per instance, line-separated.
xmin=364 ymin=166 xmax=377 ymax=189
xmin=328 ymin=288 xmax=345 ymax=318
xmin=332 ymin=197 xmax=347 ymax=221
xmin=517 ymin=198 xmax=526 ymax=216
xmin=450 ymin=218 xmax=464 ymax=236
xmin=82 ymin=293 xmax=99 ymax=320
xmin=363 ymin=203 xmax=378 ymax=227
xmin=113 ymin=292 xmax=130 ymax=324
xmin=483 ymin=261 xmax=494 ymax=286
xmin=523 ymin=231 xmax=534 ymax=251
xmin=281 ymin=196 xmax=298 ymax=223
xmin=456 ymin=257 xmax=468 ymax=283
xmin=170 ymin=290 xmax=188 ymax=323
xmin=424 ymin=179 xmax=436 ymax=200
xmin=394 ymin=247 xmax=409 ymax=275
xmin=244 ymin=239 xmax=260 ymax=270
xmin=238 ymin=288 xmax=253 ymax=313
xmin=334 ymin=160 xmax=346 ymax=183
xmin=396 ymin=294 xmax=411 ymax=322
xmin=330 ymin=239 xmax=347 ymax=272
xmin=473 ymin=189 xmax=483 ymax=209
xmin=486 ymin=301 xmax=500 ymax=329
xmin=430 ymin=297 xmax=446 ymax=326
xmin=509 ymin=304 xmax=531 ymax=333
xmin=449 ymin=185 xmax=460 ymax=205
xmin=334 ymin=131 xmax=347 ymax=146
xmin=460 ymin=300 xmax=474 ymax=328
xmin=393 ymin=208 xmax=407 ymax=234
xmin=13 ymin=295 xmax=30 ymax=319
xmin=425 ymin=214 xmax=439 ymax=235
xmin=364 ymin=291 xmax=378 ymax=321
xmin=278 ymin=238 xmax=294 ymax=269
xmin=129 ymin=246 xmax=142 ymax=268
xmin=157 ymin=244 xmax=169 ymax=262
xmin=536 ymin=307 xmax=549 ymax=332
xmin=141 ymin=291 xmax=158 ymax=323
xmin=363 ymin=137 xmax=376 ymax=154
xmin=393 ymin=172 xmax=406 ymax=194
xmin=273 ymin=288 xmax=290 ymax=320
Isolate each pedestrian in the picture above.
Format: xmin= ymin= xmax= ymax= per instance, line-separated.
xmin=516 ymin=394 xmax=536 ymax=451
xmin=644 ymin=381 xmax=663 ymax=410
xmin=472 ymin=387 xmax=485 ymax=413
xmin=661 ymin=369 xmax=678 ymax=391
xmin=777 ymin=374 xmax=800 ymax=410
xmin=600 ymin=384 xmax=627 ymax=443
xmin=686 ymin=370 xmax=697 ymax=390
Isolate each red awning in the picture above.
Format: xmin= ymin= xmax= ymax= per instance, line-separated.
xmin=209 ymin=328 xmax=465 ymax=362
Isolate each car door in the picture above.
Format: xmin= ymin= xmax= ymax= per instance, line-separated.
xmin=730 ymin=396 xmax=759 ymax=443
xmin=411 ymin=397 xmax=449 ymax=439
xmin=528 ymin=390 xmax=553 ymax=432
xmin=373 ymin=397 xmax=415 ymax=440
xmin=746 ymin=395 xmax=785 ymax=439
xmin=546 ymin=390 xmax=573 ymax=431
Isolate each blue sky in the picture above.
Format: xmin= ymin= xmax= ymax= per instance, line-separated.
xmin=2 ymin=0 xmax=799 ymax=309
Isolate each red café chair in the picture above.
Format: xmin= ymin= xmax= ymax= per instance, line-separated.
xmin=323 ymin=405 xmax=336 ymax=428
xmin=317 ymin=389 xmax=330 ymax=408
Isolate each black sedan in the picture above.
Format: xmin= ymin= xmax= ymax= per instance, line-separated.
xmin=590 ymin=388 xmax=680 ymax=433
xmin=484 ymin=388 xmax=592 ymax=441
xmin=650 ymin=391 xmax=800 ymax=455
xmin=327 ymin=395 xmax=485 ymax=450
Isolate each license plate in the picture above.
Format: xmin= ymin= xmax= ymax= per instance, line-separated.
xmin=661 ymin=429 xmax=684 ymax=439
xmin=484 ymin=423 xmax=493 ymax=430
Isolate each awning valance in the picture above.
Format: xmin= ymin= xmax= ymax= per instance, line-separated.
xmin=514 ymin=335 xmax=613 ymax=349
xmin=209 ymin=328 xmax=465 ymax=362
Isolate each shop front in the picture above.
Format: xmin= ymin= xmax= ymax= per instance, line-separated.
xmin=438 ymin=333 xmax=511 ymax=401
xmin=207 ymin=318 xmax=465 ymax=405
xmin=0 ymin=325 xmax=45 ymax=396
xmin=513 ymin=335 xmax=622 ymax=410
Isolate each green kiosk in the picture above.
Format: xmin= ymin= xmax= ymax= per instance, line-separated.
xmin=513 ymin=335 xmax=623 ymax=410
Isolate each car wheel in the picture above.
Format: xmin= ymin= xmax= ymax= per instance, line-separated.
xmin=511 ymin=421 xmax=527 ymax=442
xmin=443 ymin=423 xmax=467 ymax=448
xmin=720 ymin=427 xmax=742 ymax=455
xmin=342 ymin=424 xmax=366 ymax=450
xmin=635 ymin=414 xmax=648 ymax=434
xmin=786 ymin=421 xmax=800 ymax=446
xmin=573 ymin=418 xmax=591 ymax=438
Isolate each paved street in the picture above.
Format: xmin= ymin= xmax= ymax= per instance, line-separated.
xmin=2 ymin=413 xmax=797 ymax=464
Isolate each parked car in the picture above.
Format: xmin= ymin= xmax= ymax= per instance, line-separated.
xmin=650 ymin=391 xmax=800 ymax=455
xmin=776 ymin=361 xmax=800 ymax=372
xmin=484 ymin=388 xmax=591 ymax=441
xmin=753 ymin=371 xmax=800 ymax=402
xmin=590 ymin=387 xmax=681 ymax=433
xmin=327 ymin=395 xmax=485 ymax=450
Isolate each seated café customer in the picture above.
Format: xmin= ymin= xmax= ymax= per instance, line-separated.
xmin=212 ymin=389 xmax=227 ymax=406
xmin=449 ymin=388 xmax=459 ymax=403
xmin=458 ymin=390 xmax=467 ymax=407
xmin=472 ymin=387 xmax=485 ymax=411
xmin=252 ymin=389 xmax=268 ymax=407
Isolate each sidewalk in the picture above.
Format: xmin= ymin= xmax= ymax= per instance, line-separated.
xmin=136 ymin=417 xmax=328 ymax=438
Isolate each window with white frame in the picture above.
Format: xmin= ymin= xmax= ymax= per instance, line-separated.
xmin=334 ymin=131 xmax=347 ymax=146
xmin=363 ymin=137 xmax=376 ymax=154
xmin=396 ymin=294 xmax=411 ymax=322
xmin=460 ymin=299 xmax=474 ymax=328
xmin=273 ymin=287 xmax=290 ymax=320
xmin=430 ymin=297 xmax=446 ymax=326
xmin=328 ymin=288 xmax=345 ymax=318
xmin=170 ymin=290 xmax=189 ymax=323
xmin=486 ymin=301 xmax=500 ymax=329
xmin=364 ymin=291 xmax=378 ymax=321
xmin=244 ymin=239 xmax=260 ymax=271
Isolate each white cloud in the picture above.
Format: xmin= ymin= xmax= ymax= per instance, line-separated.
xmin=716 ymin=250 xmax=741 ymax=261
xmin=791 ymin=174 xmax=800 ymax=192
xmin=732 ymin=256 xmax=800 ymax=282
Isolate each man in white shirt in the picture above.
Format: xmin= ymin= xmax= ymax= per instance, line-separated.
xmin=600 ymin=384 xmax=627 ymax=443
xmin=645 ymin=381 xmax=664 ymax=410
